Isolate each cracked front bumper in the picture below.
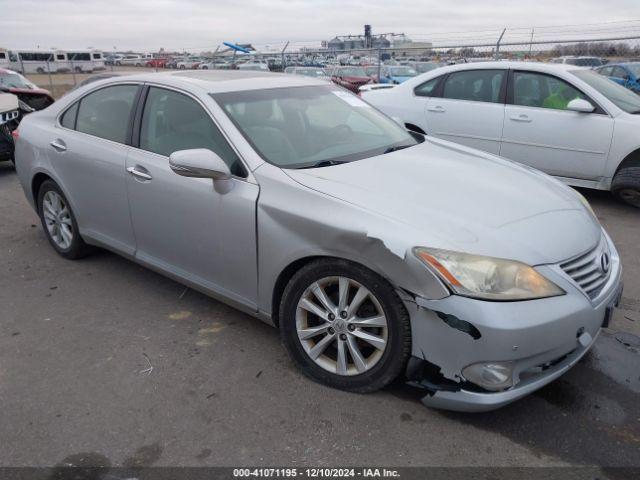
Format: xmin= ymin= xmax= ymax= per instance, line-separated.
xmin=406 ymin=235 xmax=623 ymax=412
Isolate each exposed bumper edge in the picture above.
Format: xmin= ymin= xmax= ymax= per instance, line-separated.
xmin=420 ymin=327 xmax=601 ymax=412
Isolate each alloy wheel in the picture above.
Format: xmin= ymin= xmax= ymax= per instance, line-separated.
xmin=295 ymin=276 xmax=388 ymax=376
xmin=42 ymin=191 xmax=74 ymax=250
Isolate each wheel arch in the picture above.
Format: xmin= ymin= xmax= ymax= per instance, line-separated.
xmin=615 ymin=147 xmax=640 ymax=175
xmin=271 ymin=254 xmax=403 ymax=328
xmin=31 ymin=172 xmax=53 ymax=211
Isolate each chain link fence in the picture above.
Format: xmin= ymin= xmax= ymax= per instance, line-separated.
xmin=18 ymin=33 xmax=640 ymax=98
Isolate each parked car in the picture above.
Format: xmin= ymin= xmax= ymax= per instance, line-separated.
xmin=330 ymin=66 xmax=372 ymax=93
xmin=236 ymin=62 xmax=270 ymax=71
xmin=378 ymin=66 xmax=418 ymax=84
xmin=118 ymin=55 xmax=145 ymax=67
xmin=550 ymin=56 xmax=604 ymax=68
xmin=0 ymin=92 xmax=19 ymax=163
xmin=146 ymin=58 xmax=168 ymax=68
xmin=361 ymin=61 xmax=640 ymax=207
xmin=176 ymin=58 xmax=202 ymax=69
xmin=0 ymin=68 xmax=54 ymax=111
xmin=595 ymin=63 xmax=640 ymax=94
xmin=286 ymin=66 xmax=329 ymax=79
xmin=14 ymin=70 xmax=622 ymax=411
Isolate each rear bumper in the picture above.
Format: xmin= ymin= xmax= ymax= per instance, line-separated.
xmin=406 ymin=232 xmax=623 ymax=412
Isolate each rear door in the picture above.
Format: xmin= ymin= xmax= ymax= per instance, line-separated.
xmin=424 ymin=68 xmax=507 ymax=154
xmin=500 ymin=70 xmax=614 ymax=180
xmin=52 ymin=83 xmax=140 ymax=254
xmin=125 ymin=85 xmax=259 ymax=307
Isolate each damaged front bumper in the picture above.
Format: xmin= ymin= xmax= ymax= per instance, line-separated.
xmin=404 ymin=240 xmax=623 ymax=412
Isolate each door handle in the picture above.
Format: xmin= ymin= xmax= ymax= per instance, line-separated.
xmin=427 ymin=106 xmax=446 ymax=113
xmin=50 ymin=139 xmax=67 ymax=151
xmin=510 ymin=114 xmax=532 ymax=123
xmin=126 ymin=166 xmax=153 ymax=181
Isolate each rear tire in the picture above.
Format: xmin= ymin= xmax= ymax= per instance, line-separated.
xmin=279 ymin=258 xmax=411 ymax=393
xmin=37 ymin=180 xmax=93 ymax=259
xmin=612 ymin=166 xmax=640 ymax=208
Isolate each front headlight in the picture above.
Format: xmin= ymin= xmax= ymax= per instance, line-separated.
xmin=413 ymin=247 xmax=565 ymax=301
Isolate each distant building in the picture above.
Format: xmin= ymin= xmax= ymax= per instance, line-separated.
xmin=325 ymin=26 xmax=397 ymax=52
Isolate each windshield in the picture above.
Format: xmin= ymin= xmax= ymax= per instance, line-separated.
xmin=388 ymin=66 xmax=417 ymax=76
xmin=336 ymin=67 xmax=367 ymax=77
xmin=213 ymin=85 xmax=419 ymax=168
xmin=572 ymin=69 xmax=640 ymax=113
xmin=0 ymin=72 xmax=36 ymax=89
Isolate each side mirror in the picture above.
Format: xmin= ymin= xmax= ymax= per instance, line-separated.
xmin=169 ymin=149 xmax=231 ymax=180
xmin=567 ymin=98 xmax=595 ymax=113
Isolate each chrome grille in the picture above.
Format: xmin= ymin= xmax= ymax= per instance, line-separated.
xmin=560 ymin=236 xmax=611 ymax=299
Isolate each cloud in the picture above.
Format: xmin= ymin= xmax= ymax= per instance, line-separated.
xmin=2 ymin=0 xmax=639 ymax=52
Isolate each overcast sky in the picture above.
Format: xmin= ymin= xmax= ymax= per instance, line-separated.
xmin=3 ymin=0 xmax=640 ymax=52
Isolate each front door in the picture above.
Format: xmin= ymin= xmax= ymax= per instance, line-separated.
xmin=125 ymin=86 xmax=259 ymax=307
xmin=424 ymin=69 xmax=506 ymax=155
xmin=500 ymin=70 xmax=613 ymax=180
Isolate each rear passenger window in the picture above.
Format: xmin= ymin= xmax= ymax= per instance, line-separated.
xmin=442 ymin=70 xmax=504 ymax=103
xmin=60 ymin=103 xmax=78 ymax=129
xmin=76 ymin=85 xmax=138 ymax=143
xmin=139 ymin=87 xmax=245 ymax=177
xmin=414 ymin=77 xmax=440 ymax=97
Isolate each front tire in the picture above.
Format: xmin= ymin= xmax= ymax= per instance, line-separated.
xmin=279 ymin=259 xmax=411 ymax=393
xmin=37 ymin=180 xmax=92 ymax=259
xmin=612 ymin=166 xmax=640 ymax=208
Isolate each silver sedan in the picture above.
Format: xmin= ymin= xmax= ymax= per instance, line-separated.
xmin=14 ymin=70 xmax=623 ymax=411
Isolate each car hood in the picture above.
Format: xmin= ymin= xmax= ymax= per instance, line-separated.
xmin=285 ymin=138 xmax=601 ymax=265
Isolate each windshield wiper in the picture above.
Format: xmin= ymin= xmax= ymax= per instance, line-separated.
xmin=383 ymin=144 xmax=413 ymax=154
xmin=298 ymin=159 xmax=350 ymax=169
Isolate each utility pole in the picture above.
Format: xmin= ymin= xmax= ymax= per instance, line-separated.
xmin=495 ymin=28 xmax=506 ymax=60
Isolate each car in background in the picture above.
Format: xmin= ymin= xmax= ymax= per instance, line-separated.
xmin=237 ymin=62 xmax=270 ymax=71
xmin=550 ymin=56 xmax=604 ymax=68
xmin=0 ymin=92 xmax=19 ymax=163
xmin=363 ymin=65 xmax=382 ymax=82
xmin=118 ymin=55 xmax=145 ymax=67
xmin=146 ymin=58 xmax=168 ymax=68
xmin=595 ymin=63 xmax=640 ymax=94
xmin=286 ymin=66 xmax=329 ymax=79
xmin=410 ymin=61 xmax=442 ymax=74
xmin=0 ymin=69 xmax=54 ymax=111
xmin=361 ymin=61 xmax=640 ymax=207
xmin=330 ymin=66 xmax=372 ymax=93
xmin=14 ymin=70 xmax=622 ymax=412
xmin=378 ymin=66 xmax=418 ymax=84
xmin=177 ymin=58 xmax=203 ymax=69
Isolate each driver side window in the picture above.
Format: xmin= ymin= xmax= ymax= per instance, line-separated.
xmin=512 ymin=72 xmax=586 ymax=111
xmin=139 ymin=87 xmax=245 ymax=177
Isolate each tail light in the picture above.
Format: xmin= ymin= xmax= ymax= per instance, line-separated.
xmin=11 ymin=129 xmax=19 ymax=140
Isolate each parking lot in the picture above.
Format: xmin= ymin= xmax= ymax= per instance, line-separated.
xmin=1 ymin=160 xmax=639 ymax=472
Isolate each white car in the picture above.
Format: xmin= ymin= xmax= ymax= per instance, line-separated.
xmin=361 ymin=61 xmax=640 ymax=207
xmin=176 ymin=58 xmax=203 ymax=69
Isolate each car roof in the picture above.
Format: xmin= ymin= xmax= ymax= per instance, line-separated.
xmin=95 ymin=69 xmax=327 ymax=93
xmin=426 ymin=60 xmax=590 ymax=74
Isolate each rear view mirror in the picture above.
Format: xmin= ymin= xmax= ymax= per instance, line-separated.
xmin=169 ymin=149 xmax=231 ymax=180
xmin=567 ymin=98 xmax=595 ymax=113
